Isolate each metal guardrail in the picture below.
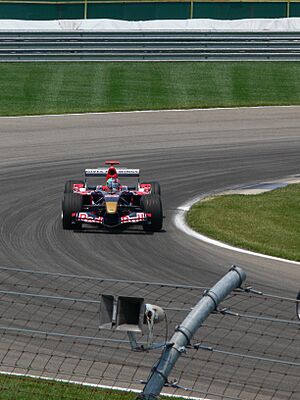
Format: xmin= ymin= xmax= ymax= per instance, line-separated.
xmin=1 ymin=31 xmax=300 ymax=61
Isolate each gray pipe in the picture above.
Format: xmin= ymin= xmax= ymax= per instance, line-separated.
xmin=137 ymin=265 xmax=246 ymax=400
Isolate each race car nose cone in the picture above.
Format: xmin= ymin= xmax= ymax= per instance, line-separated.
xmin=106 ymin=201 xmax=118 ymax=214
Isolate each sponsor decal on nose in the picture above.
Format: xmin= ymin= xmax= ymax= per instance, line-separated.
xmin=106 ymin=201 xmax=118 ymax=214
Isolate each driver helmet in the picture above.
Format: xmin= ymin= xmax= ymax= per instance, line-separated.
xmin=107 ymin=178 xmax=120 ymax=191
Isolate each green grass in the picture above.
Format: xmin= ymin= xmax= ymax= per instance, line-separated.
xmin=1 ymin=62 xmax=300 ymax=115
xmin=187 ymin=184 xmax=300 ymax=261
xmin=0 ymin=375 xmax=185 ymax=400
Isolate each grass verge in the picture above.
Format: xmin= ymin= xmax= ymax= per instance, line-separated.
xmin=1 ymin=62 xmax=300 ymax=115
xmin=187 ymin=184 xmax=300 ymax=261
xmin=0 ymin=374 xmax=186 ymax=400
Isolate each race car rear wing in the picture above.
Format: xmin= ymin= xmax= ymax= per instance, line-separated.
xmin=85 ymin=168 xmax=140 ymax=177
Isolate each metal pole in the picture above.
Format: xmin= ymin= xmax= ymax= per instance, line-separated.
xmin=84 ymin=0 xmax=88 ymax=19
xmin=137 ymin=266 xmax=246 ymax=400
xmin=190 ymin=0 xmax=194 ymax=19
xmin=287 ymin=0 xmax=290 ymax=18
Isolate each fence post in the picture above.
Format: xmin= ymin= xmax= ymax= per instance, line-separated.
xmin=137 ymin=265 xmax=246 ymax=400
xmin=84 ymin=0 xmax=88 ymax=19
xmin=190 ymin=0 xmax=194 ymax=19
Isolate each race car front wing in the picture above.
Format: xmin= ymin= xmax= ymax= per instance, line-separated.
xmin=73 ymin=211 xmax=151 ymax=227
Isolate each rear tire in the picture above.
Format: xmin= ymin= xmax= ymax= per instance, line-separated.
xmin=141 ymin=194 xmax=163 ymax=232
xmin=64 ymin=180 xmax=85 ymax=193
xmin=62 ymin=193 xmax=83 ymax=230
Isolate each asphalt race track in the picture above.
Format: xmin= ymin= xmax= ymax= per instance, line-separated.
xmin=0 ymin=106 xmax=300 ymax=398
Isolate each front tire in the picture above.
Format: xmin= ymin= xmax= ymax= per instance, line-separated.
xmin=141 ymin=194 xmax=163 ymax=232
xmin=62 ymin=193 xmax=83 ymax=230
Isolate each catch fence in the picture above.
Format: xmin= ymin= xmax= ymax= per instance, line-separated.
xmin=0 ymin=266 xmax=299 ymax=399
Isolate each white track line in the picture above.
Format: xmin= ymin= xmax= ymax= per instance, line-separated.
xmin=174 ymin=193 xmax=300 ymax=266
xmin=1 ymin=105 xmax=300 ymax=119
xmin=0 ymin=371 xmax=205 ymax=400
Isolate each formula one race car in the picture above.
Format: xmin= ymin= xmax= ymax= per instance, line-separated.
xmin=62 ymin=161 xmax=163 ymax=232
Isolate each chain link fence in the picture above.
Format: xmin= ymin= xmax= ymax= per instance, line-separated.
xmin=0 ymin=266 xmax=299 ymax=399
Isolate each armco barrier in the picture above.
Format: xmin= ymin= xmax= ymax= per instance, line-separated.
xmin=1 ymin=0 xmax=300 ymax=21
xmin=1 ymin=31 xmax=300 ymax=61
